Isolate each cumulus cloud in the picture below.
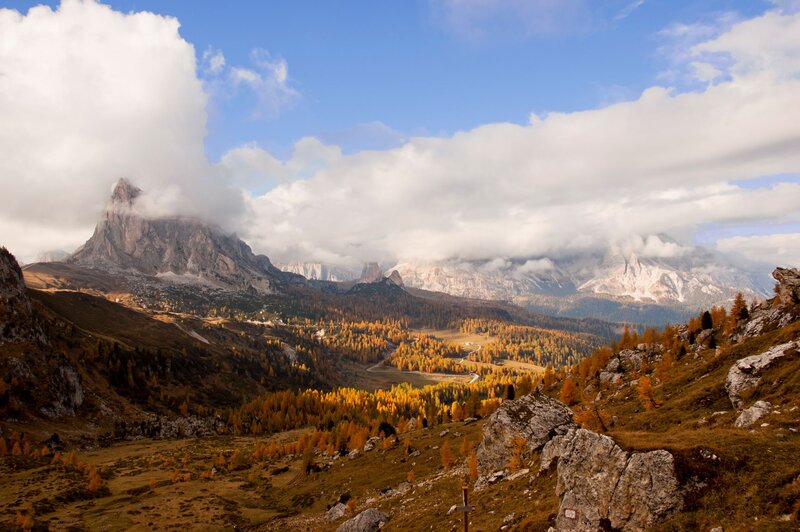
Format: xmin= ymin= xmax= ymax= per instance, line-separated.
xmin=716 ymin=233 xmax=800 ymax=267
xmin=238 ymin=7 xmax=800 ymax=266
xmin=0 ymin=0 xmax=243 ymax=261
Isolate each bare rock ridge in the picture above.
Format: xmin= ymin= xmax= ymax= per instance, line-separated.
xmin=0 ymin=247 xmax=44 ymax=345
xmin=0 ymin=248 xmax=84 ymax=417
xmin=477 ymin=392 xmax=682 ymax=531
xmin=69 ymin=178 xmax=286 ymax=293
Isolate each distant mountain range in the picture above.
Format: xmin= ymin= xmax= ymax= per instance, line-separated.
xmin=28 ymin=179 xmax=772 ymax=325
xmin=281 ymin=239 xmax=772 ymax=325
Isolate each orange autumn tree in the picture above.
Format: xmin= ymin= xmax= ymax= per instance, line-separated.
xmin=559 ymin=377 xmax=579 ymax=406
xmin=637 ymin=376 xmax=657 ymax=411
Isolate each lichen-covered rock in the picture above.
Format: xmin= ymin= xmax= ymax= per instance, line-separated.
xmin=540 ymin=428 xmax=682 ymax=531
xmin=336 ymin=508 xmax=389 ymax=532
xmin=725 ymin=341 xmax=798 ymax=408
xmin=476 ymin=391 xmax=575 ymax=475
xmin=734 ymin=401 xmax=771 ymax=428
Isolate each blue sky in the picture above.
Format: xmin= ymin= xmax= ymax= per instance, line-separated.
xmin=4 ymin=0 xmax=775 ymax=160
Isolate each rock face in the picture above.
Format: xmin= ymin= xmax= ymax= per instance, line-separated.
xmin=335 ymin=508 xmax=389 ymax=532
xmin=540 ymin=427 xmax=682 ymax=531
xmin=1 ymin=248 xmax=84 ymax=418
xmin=725 ymin=341 xmax=798 ymax=408
xmin=278 ymin=261 xmax=357 ymax=282
xmin=0 ymin=247 xmax=44 ymax=345
xmin=476 ymin=391 xmax=575 ymax=474
xmin=773 ymin=267 xmax=800 ymax=305
xmin=734 ymin=401 xmax=771 ymax=428
xmin=359 ymin=262 xmax=383 ymax=284
xmin=739 ymin=268 xmax=800 ymax=338
xmin=69 ymin=179 xmax=286 ymax=293
xmin=386 ymin=270 xmax=404 ymax=287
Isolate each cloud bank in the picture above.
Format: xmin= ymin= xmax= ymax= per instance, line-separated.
xmin=0 ymin=1 xmax=798 ymax=270
xmin=237 ymin=9 xmax=800 ymax=267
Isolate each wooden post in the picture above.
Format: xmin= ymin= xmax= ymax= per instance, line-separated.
xmin=462 ymin=482 xmax=469 ymax=532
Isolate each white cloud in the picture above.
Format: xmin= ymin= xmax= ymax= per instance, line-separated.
xmin=202 ymin=46 xmax=225 ymax=75
xmin=716 ymin=233 xmax=800 ymax=267
xmin=228 ymin=48 xmax=299 ymax=118
xmin=0 ymin=0 xmax=243 ymax=262
xmin=516 ymin=258 xmax=556 ymax=275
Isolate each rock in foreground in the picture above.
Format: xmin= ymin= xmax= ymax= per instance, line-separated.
xmin=476 ymin=391 xmax=575 ymax=474
xmin=725 ymin=341 xmax=798 ymax=409
xmin=336 ymin=508 xmax=389 ymax=532
xmin=540 ymin=427 xmax=682 ymax=531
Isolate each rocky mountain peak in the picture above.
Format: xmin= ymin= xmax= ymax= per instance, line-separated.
xmin=359 ymin=262 xmax=383 ymax=283
xmin=109 ymin=177 xmax=141 ymax=208
xmin=386 ymin=270 xmax=404 ymax=287
xmin=68 ymin=180 xmax=285 ymax=293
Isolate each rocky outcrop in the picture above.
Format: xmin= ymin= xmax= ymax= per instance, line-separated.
xmin=739 ymin=268 xmax=800 ymax=339
xmin=111 ymin=414 xmax=226 ymax=439
xmin=69 ymin=179 xmax=287 ymax=294
xmin=725 ymin=341 xmax=798 ymax=409
xmin=773 ymin=267 xmax=800 ymax=306
xmin=359 ymin=262 xmax=383 ymax=284
xmin=386 ymin=270 xmax=404 ymax=287
xmin=540 ymin=427 xmax=682 ymax=531
xmin=335 ymin=508 xmax=389 ymax=532
xmin=476 ymin=391 xmax=575 ymax=475
xmin=0 ymin=247 xmax=45 ymax=345
xmin=734 ymin=401 xmax=771 ymax=428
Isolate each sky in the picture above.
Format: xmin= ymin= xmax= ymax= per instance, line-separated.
xmin=0 ymin=0 xmax=799 ymax=269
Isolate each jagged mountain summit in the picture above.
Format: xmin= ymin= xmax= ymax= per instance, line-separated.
xmin=68 ymin=179 xmax=287 ymax=293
